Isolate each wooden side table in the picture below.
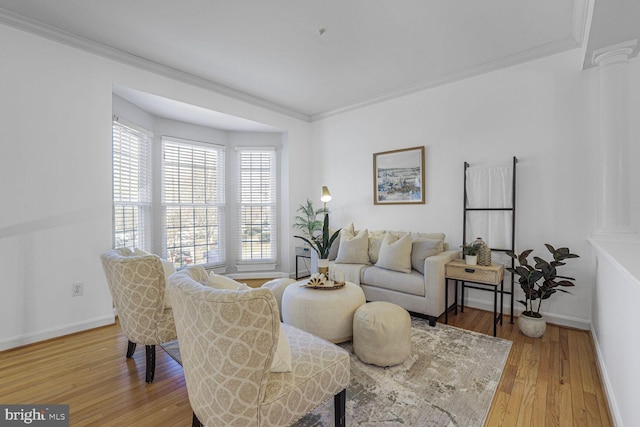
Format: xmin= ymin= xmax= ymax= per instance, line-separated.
xmin=444 ymin=259 xmax=505 ymax=336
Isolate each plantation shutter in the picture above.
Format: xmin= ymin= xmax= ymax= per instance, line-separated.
xmin=162 ymin=136 xmax=226 ymax=268
xmin=112 ymin=119 xmax=152 ymax=250
xmin=236 ymin=147 xmax=277 ymax=268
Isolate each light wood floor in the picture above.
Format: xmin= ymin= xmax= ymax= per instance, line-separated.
xmin=0 ymin=304 xmax=612 ymax=426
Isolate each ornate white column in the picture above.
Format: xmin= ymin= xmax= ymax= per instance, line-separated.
xmin=591 ymin=40 xmax=638 ymax=239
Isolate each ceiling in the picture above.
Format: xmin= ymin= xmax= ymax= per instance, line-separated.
xmin=1 ymin=0 xmax=638 ymax=129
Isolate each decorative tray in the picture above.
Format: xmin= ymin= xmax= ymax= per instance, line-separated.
xmin=302 ymin=282 xmax=345 ymax=290
xmin=300 ymin=273 xmax=346 ymax=290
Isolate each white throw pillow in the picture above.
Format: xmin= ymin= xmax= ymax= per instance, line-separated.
xmin=368 ymin=230 xmax=386 ymax=264
xmin=207 ymin=273 xmax=292 ymax=372
xmin=207 ymin=272 xmax=248 ymax=290
xmin=411 ymin=239 xmax=444 ymax=274
xmin=270 ymin=323 xmax=292 ymax=372
xmin=336 ymin=229 xmax=370 ymax=264
xmin=411 ymin=232 xmax=446 ymax=242
xmin=375 ymin=232 xmax=413 ymax=273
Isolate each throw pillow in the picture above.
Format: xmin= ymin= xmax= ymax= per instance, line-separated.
xmin=367 ymin=230 xmax=386 ymax=264
xmin=411 ymin=232 xmax=446 ymax=242
xmin=336 ymin=229 xmax=370 ymax=264
xmin=270 ymin=323 xmax=292 ymax=372
xmin=207 ymin=272 xmax=248 ymax=290
xmin=411 ymin=239 xmax=444 ymax=274
xmin=375 ymin=232 xmax=413 ymax=273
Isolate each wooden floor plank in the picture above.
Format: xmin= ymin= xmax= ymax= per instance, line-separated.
xmin=0 ymin=305 xmax=613 ymax=427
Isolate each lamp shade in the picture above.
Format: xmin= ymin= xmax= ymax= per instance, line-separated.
xmin=320 ymin=186 xmax=332 ymax=203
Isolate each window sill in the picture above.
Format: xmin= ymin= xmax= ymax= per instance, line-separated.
xmin=235 ymin=263 xmax=277 ymax=273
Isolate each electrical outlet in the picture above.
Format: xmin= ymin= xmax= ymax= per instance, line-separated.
xmin=72 ymin=282 xmax=84 ymax=297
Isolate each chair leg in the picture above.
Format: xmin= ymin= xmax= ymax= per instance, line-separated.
xmin=145 ymin=345 xmax=156 ymax=383
xmin=126 ymin=341 xmax=137 ymax=358
xmin=192 ymin=412 xmax=202 ymax=427
xmin=334 ymin=388 xmax=346 ymax=427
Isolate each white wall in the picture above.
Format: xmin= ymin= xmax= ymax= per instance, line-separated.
xmin=0 ymin=24 xmax=311 ymax=350
xmin=311 ymin=49 xmax=596 ymax=329
xmin=591 ymin=240 xmax=640 ymax=427
xmin=588 ymin=56 xmax=640 ymax=427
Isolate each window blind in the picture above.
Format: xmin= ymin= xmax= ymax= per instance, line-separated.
xmin=162 ymin=137 xmax=226 ymax=268
xmin=112 ymin=121 xmax=152 ymax=250
xmin=236 ymin=147 xmax=277 ymax=265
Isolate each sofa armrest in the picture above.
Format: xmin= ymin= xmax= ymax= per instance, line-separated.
xmin=423 ymin=250 xmax=461 ymax=316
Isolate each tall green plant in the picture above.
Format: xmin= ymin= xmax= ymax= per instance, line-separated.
xmin=293 ymin=199 xmax=324 ymax=239
xmin=293 ymin=200 xmax=340 ymax=259
xmin=507 ymin=244 xmax=579 ymax=318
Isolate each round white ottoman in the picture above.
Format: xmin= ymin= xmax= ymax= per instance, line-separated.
xmin=282 ymin=281 xmax=366 ymax=343
xmin=353 ymin=301 xmax=412 ymax=367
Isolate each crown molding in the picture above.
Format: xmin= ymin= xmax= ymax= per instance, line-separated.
xmin=311 ymin=36 xmax=581 ymax=121
xmin=0 ymin=8 xmax=310 ymax=123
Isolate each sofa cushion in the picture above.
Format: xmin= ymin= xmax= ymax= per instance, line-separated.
xmin=362 ymin=266 xmax=426 ymax=297
xmin=411 ymin=239 xmax=444 ymax=274
xmin=336 ymin=229 xmax=370 ymax=264
xmin=375 ymin=232 xmax=412 ymax=273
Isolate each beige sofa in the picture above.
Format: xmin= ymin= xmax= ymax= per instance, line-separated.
xmin=312 ymin=224 xmax=460 ymax=325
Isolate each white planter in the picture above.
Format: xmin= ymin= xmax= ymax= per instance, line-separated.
xmin=465 ymin=255 xmax=477 ymax=265
xmin=518 ymin=313 xmax=547 ymax=338
xmin=318 ymin=258 xmax=329 ymax=275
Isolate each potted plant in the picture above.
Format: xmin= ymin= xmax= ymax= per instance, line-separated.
xmin=293 ymin=199 xmax=341 ymax=275
xmin=506 ymin=244 xmax=579 ymax=337
xmin=462 ymin=241 xmax=481 ymax=265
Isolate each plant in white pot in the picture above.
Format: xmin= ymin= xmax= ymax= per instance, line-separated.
xmin=293 ymin=199 xmax=340 ymax=276
xmin=462 ymin=241 xmax=482 ymax=265
xmin=507 ymin=244 xmax=579 ymax=338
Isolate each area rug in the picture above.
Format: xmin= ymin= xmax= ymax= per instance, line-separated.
xmin=161 ymin=317 xmax=512 ymax=427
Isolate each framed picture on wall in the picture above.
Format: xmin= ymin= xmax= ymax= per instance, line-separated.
xmin=373 ymin=146 xmax=425 ymax=205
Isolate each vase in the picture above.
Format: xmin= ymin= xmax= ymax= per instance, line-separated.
xmin=318 ymin=258 xmax=329 ymax=276
xmin=518 ymin=313 xmax=546 ymax=338
xmin=475 ymin=238 xmax=491 ymax=266
xmin=465 ymin=255 xmax=477 ymax=265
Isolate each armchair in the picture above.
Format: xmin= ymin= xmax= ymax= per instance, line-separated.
xmin=100 ymin=248 xmax=177 ymax=383
xmin=168 ymin=265 xmax=350 ymax=427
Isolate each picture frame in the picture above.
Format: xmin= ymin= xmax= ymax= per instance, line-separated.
xmin=373 ymin=146 xmax=425 ymax=205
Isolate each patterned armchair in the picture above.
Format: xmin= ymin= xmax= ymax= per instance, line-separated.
xmin=168 ymin=266 xmax=351 ymax=427
xmin=100 ymin=248 xmax=177 ymax=383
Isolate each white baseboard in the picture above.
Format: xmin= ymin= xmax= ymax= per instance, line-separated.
xmin=463 ymin=296 xmax=591 ymax=330
xmin=590 ymin=325 xmax=622 ymax=427
xmin=0 ymin=315 xmax=115 ymax=351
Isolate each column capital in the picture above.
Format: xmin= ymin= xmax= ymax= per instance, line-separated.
xmin=592 ymin=39 xmax=638 ymax=67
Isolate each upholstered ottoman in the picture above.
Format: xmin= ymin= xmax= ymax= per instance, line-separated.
xmin=353 ymin=301 xmax=412 ymax=367
xmin=282 ymin=281 xmax=366 ymax=343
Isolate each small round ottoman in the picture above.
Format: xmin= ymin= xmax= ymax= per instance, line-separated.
xmin=282 ymin=281 xmax=366 ymax=343
xmin=353 ymin=301 xmax=412 ymax=367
